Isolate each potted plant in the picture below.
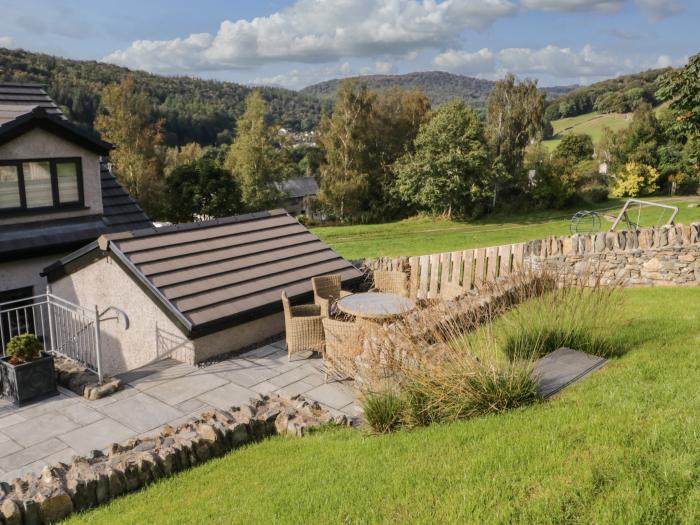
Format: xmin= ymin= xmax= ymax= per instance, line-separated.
xmin=0 ymin=334 xmax=58 ymax=405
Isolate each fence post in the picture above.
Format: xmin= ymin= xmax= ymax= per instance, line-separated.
xmin=93 ymin=305 xmax=103 ymax=384
xmin=46 ymin=285 xmax=56 ymax=353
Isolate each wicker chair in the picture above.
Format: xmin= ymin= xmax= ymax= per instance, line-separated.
xmin=372 ymin=270 xmax=409 ymax=298
xmin=312 ymin=274 xmax=352 ymax=318
xmin=322 ymin=318 xmax=364 ymax=381
xmin=281 ymin=291 xmax=325 ymax=361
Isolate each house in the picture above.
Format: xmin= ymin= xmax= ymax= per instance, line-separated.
xmin=43 ymin=210 xmax=362 ymax=374
xmin=0 ymin=83 xmax=151 ymax=309
xmin=278 ymin=176 xmax=319 ymax=218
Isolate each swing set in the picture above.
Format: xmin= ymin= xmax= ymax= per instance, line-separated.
xmin=569 ymin=199 xmax=679 ymax=235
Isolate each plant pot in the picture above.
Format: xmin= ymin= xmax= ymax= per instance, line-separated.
xmin=0 ymin=352 xmax=58 ymax=406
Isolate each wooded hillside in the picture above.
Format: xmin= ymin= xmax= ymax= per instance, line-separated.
xmin=0 ymin=48 xmax=326 ymax=146
xmin=302 ymin=70 xmax=576 ymax=108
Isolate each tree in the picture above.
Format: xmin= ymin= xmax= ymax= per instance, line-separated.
xmin=598 ymin=103 xmax=662 ymax=172
xmin=95 ymin=75 xmax=165 ymax=217
xmin=317 ymin=81 xmax=376 ymax=221
xmin=610 ymin=162 xmax=660 ymax=198
xmin=164 ymin=143 xmax=205 ymax=176
xmin=165 ymin=158 xmax=242 ymax=223
xmin=657 ymin=52 xmax=700 ymax=164
xmin=370 ymin=88 xmax=431 ymax=216
xmin=225 ymin=91 xmax=284 ymax=211
xmin=393 ymin=100 xmax=491 ymax=217
xmin=554 ymin=134 xmax=594 ymax=163
xmin=486 ymin=74 xmax=546 ymax=204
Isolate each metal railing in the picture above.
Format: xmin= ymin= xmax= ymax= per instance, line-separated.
xmin=0 ymin=289 xmax=103 ymax=382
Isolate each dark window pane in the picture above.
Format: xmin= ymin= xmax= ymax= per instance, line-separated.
xmin=23 ymin=161 xmax=53 ymax=208
xmin=0 ymin=165 xmax=21 ymax=209
xmin=57 ymin=161 xmax=79 ymax=203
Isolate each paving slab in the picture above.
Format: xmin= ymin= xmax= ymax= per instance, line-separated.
xmin=59 ymin=403 xmax=104 ymax=425
xmin=215 ymin=365 xmax=280 ymax=388
xmin=0 ymin=438 xmax=68 ymax=472
xmin=305 ymin=383 xmax=356 ymax=410
xmin=275 ymin=380 xmax=315 ymax=398
xmin=58 ymin=418 xmax=135 ymax=456
xmin=3 ymin=412 xmax=80 ymax=447
xmin=269 ymin=366 xmax=316 ymax=388
xmin=0 ymin=413 xmax=26 ymax=430
xmin=534 ymin=347 xmax=607 ymax=398
xmin=98 ymin=393 xmax=183 ymax=433
xmin=146 ymin=371 xmax=228 ymax=405
xmin=197 ymin=383 xmax=257 ymax=411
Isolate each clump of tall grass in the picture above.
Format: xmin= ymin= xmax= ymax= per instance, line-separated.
xmin=359 ymin=267 xmax=623 ymax=433
xmin=498 ymin=268 xmax=624 ymax=360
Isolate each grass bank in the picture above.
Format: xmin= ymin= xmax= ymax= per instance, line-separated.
xmin=313 ymin=196 xmax=700 ymax=259
xmin=68 ymin=287 xmax=700 ymax=524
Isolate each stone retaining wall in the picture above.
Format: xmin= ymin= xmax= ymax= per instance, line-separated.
xmin=359 ymin=223 xmax=700 ymax=290
xmin=0 ymin=395 xmax=348 ymax=524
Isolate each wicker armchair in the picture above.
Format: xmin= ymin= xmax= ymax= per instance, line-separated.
xmin=371 ymin=270 xmax=409 ymax=298
xmin=322 ymin=318 xmax=364 ymax=381
xmin=312 ymin=274 xmax=352 ymax=318
xmin=282 ymin=291 xmax=325 ymax=361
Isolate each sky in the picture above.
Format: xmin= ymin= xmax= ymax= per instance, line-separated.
xmin=0 ymin=0 xmax=696 ymax=89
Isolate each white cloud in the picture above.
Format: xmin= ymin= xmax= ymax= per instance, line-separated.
xmin=104 ymin=0 xmax=517 ymax=72
xmin=433 ymin=48 xmax=495 ymax=75
xmin=0 ymin=36 xmax=15 ymax=49
xmin=521 ymin=0 xmax=623 ymax=13
xmin=634 ymin=0 xmax=683 ymax=20
xmin=497 ymin=44 xmax=627 ymax=78
xmin=363 ymin=60 xmax=399 ymax=75
xmin=434 ymin=44 xmax=644 ymax=80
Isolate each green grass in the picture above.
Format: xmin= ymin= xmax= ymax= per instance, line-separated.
xmin=545 ymin=111 xmax=632 ymax=151
xmin=67 ymin=287 xmax=700 ymax=524
xmin=312 ymin=196 xmax=700 ymax=259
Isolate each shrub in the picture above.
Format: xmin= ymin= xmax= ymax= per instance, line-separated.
xmin=577 ymin=183 xmax=608 ymax=204
xmin=361 ymin=391 xmax=406 ymax=434
xmin=610 ymin=162 xmax=660 ymax=198
xmin=5 ymin=333 xmax=43 ymax=364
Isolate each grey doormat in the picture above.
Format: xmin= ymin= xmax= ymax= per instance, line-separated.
xmin=533 ymin=347 xmax=607 ymax=398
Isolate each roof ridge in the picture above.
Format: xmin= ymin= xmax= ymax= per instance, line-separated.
xmin=105 ymin=209 xmax=290 ymax=242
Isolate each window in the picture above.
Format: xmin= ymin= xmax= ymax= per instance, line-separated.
xmin=0 ymin=165 xmax=20 ymax=209
xmin=0 ymin=158 xmax=83 ymax=212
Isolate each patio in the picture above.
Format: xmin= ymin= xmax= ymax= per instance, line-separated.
xmin=0 ymin=339 xmax=360 ymax=482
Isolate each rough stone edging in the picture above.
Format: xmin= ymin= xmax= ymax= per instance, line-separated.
xmin=0 ymin=394 xmax=349 ymax=524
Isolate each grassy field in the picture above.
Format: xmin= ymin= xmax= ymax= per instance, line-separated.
xmin=312 ymin=196 xmax=700 ymax=259
xmin=67 ymin=287 xmax=700 ymax=524
xmin=544 ymin=111 xmax=631 ymax=151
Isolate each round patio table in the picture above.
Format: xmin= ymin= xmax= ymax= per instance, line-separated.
xmin=336 ymin=292 xmax=416 ymax=321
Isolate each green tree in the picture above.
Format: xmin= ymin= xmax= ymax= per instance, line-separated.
xmin=317 ymin=81 xmax=376 ymax=221
xmin=610 ymin=162 xmax=660 ymax=198
xmin=486 ymin=74 xmax=546 ymax=204
xmin=165 ymin=158 xmax=242 ymax=223
xmin=554 ymin=134 xmax=594 ymax=163
xmin=393 ymin=100 xmax=491 ymax=217
xmin=225 ymin=91 xmax=284 ymax=211
xmin=657 ymin=52 xmax=700 ymax=163
xmin=95 ymin=75 xmax=165 ymax=218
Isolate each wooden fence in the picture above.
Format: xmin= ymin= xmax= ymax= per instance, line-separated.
xmin=365 ymin=242 xmax=527 ymax=300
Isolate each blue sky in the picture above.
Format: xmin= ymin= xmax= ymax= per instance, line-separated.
xmin=0 ymin=0 xmax=696 ymax=89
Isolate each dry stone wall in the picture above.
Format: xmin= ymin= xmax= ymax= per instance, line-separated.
xmin=359 ymin=223 xmax=700 ymax=290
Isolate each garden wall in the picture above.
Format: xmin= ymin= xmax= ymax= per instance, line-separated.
xmin=360 ymin=223 xmax=700 ymax=296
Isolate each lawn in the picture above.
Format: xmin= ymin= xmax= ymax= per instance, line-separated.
xmin=544 ymin=111 xmax=632 ymax=151
xmin=313 ymin=196 xmax=700 ymax=259
xmin=67 ymin=287 xmax=700 ymax=524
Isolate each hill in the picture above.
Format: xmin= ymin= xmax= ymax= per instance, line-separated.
xmin=302 ymin=71 xmax=576 ymax=108
xmin=544 ymin=111 xmax=633 ymax=150
xmin=0 ymin=47 xmax=327 ymax=146
xmin=544 ymin=67 xmax=671 ymax=122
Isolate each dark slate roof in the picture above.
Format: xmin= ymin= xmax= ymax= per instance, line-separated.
xmin=0 ymin=161 xmax=151 ymax=261
xmin=278 ymin=177 xmax=319 ymax=199
xmin=0 ymin=84 xmax=63 ymax=125
xmin=44 ymin=209 xmax=363 ymax=337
